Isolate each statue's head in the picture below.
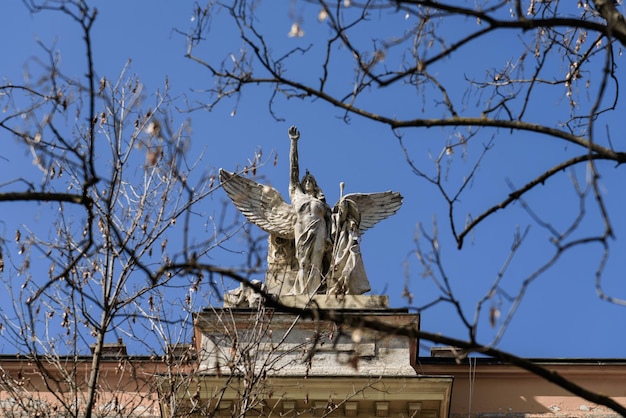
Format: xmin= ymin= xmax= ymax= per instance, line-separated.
xmin=302 ymin=170 xmax=325 ymax=201
xmin=334 ymin=198 xmax=360 ymax=227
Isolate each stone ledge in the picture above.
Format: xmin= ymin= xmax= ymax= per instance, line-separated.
xmin=278 ymin=294 xmax=389 ymax=310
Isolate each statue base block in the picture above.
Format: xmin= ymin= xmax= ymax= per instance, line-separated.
xmin=278 ymin=294 xmax=388 ymax=310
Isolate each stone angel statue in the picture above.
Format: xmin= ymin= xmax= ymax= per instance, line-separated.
xmin=219 ymin=126 xmax=402 ymax=297
xmin=327 ymin=186 xmax=403 ymax=296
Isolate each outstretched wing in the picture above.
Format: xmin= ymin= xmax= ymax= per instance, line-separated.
xmin=220 ymin=169 xmax=295 ymax=239
xmin=341 ymin=191 xmax=403 ymax=235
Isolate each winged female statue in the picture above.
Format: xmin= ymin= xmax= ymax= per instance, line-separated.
xmin=219 ymin=126 xmax=402 ymax=297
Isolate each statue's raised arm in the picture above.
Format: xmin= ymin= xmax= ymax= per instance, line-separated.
xmin=288 ymin=125 xmax=300 ymax=200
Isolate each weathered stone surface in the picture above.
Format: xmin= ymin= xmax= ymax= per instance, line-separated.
xmin=220 ymin=126 xmax=402 ymax=299
xmin=278 ymin=294 xmax=389 ymax=310
xmin=195 ymin=308 xmax=418 ymax=377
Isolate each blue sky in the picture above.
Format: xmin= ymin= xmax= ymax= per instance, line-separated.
xmin=1 ymin=1 xmax=626 ymax=358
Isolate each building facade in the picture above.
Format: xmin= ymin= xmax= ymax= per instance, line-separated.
xmin=0 ymin=299 xmax=625 ymax=417
xmin=417 ymin=351 xmax=626 ymax=417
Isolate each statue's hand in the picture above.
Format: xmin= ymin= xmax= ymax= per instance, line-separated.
xmin=288 ymin=126 xmax=300 ymax=141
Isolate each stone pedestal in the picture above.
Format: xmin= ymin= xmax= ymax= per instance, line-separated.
xmin=187 ymin=299 xmax=452 ymax=417
xmin=195 ymin=299 xmax=418 ymax=377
